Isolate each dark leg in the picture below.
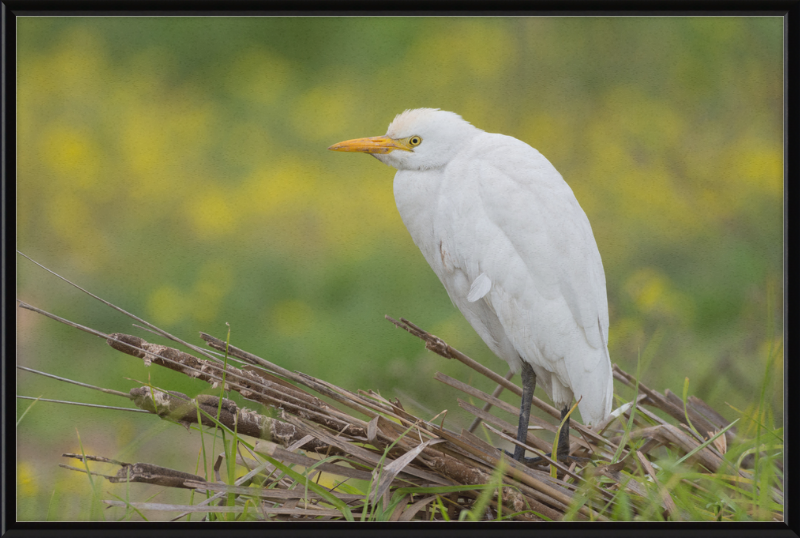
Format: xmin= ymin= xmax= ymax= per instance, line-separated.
xmin=501 ymin=368 xmax=589 ymax=467
xmin=529 ymin=405 xmax=582 ymax=464
xmin=512 ymin=362 xmax=536 ymax=461
xmin=507 ymin=401 xmax=589 ymax=467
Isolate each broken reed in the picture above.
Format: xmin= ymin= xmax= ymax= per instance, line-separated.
xmin=19 ymin=301 xmax=784 ymax=522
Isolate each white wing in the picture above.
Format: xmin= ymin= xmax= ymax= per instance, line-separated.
xmin=478 ymin=135 xmax=609 ymax=348
xmin=435 ymin=133 xmax=612 ymax=424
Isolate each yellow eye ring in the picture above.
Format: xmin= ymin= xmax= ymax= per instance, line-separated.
xmin=408 ymin=136 xmax=422 ymax=147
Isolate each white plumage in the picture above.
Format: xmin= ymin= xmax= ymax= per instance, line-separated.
xmin=330 ymin=108 xmax=613 ymax=455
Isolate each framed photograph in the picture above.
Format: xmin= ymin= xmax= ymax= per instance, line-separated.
xmin=10 ymin=7 xmax=791 ymax=531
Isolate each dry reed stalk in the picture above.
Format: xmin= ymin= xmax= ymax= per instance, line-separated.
xmin=17 ymin=296 xmax=783 ymax=522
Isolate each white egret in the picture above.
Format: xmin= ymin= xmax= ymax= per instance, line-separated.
xmin=329 ymin=108 xmax=613 ymax=464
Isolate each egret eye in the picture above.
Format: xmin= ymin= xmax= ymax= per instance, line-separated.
xmin=408 ymin=136 xmax=422 ymax=147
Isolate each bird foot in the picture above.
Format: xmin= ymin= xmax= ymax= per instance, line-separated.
xmin=503 ymin=449 xmax=589 ymax=467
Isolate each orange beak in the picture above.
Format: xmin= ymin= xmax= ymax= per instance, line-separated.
xmin=328 ymin=136 xmax=411 ymax=154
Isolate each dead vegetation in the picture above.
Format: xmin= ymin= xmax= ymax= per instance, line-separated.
xmin=17 ymin=287 xmax=784 ymax=522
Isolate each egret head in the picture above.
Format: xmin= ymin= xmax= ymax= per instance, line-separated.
xmin=328 ymin=108 xmax=483 ymax=171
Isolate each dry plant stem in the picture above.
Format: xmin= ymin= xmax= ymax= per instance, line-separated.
xmin=480 ymin=432 xmax=617 ymax=510
xmin=61 ymin=453 xmax=206 ymax=489
xmin=253 ymin=442 xmax=373 ymax=481
xmin=17 ymin=302 xmax=286 ymax=418
xmin=593 ymin=461 xmax=655 ymax=512
xmin=687 ymin=395 xmax=739 ymax=435
xmin=430 ymin=425 xmax=600 ymax=520
xmin=484 ymin=424 xmax=581 ymax=482
xmin=636 ymin=450 xmax=678 ymax=520
xmin=21 ymin=275 xmax=782 ymax=522
xmin=438 ymin=416 xmax=613 ymax=508
xmin=107 ymin=333 xmax=365 ymax=438
xmin=441 ymin=374 xmax=619 ymax=465
xmin=110 ymin=323 xmax=562 ymax=519
xmin=457 ymin=398 xmax=552 ymax=454
xmin=611 ymin=372 xmax=763 ymax=485
xmin=102 ymin=499 xmax=342 ymax=518
xmin=664 ymin=389 xmax=731 ymax=441
xmin=627 ymin=425 xmax=730 ymax=475
xmin=613 ymin=365 xmax=737 ymax=446
xmin=17 ymin=252 xmax=227 ymax=365
xmin=16 ymin=395 xmax=149 ymax=413
xmin=172 ymin=452 xmax=282 ymax=521
xmin=17 ymin=365 xmax=132 ymax=398
xmin=127 ymin=386 xmax=336 ymax=455
xmin=182 ymin=479 xmax=364 ymax=502
xmin=388 ymin=316 xmax=521 ymax=395
xmin=388 ymin=316 xmax=610 ymax=449
xmin=25 ymin=296 xmax=585 ymax=520
xmin=458 ymin=427 xmax=505 ymax=458
xmin=17 ymin=302 xmax=274 ymax=415
xmin=19 ymin=300 xmax=117 ymax=342
xmin=421 ymin=454 xmax=549 ymax=521
xmin=284 ymin=414 xmax=449 ymax=486
xmin=467 ymin=370 xmax=515 ymax=433
xmin=436 ymin=372 xmax=591 ymax=454
xmin=200 ymin=332 xmax=380 ymax=421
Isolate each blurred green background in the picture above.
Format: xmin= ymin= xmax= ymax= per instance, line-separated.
xmin=17 ymin=17 xmax=783 ymax=520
